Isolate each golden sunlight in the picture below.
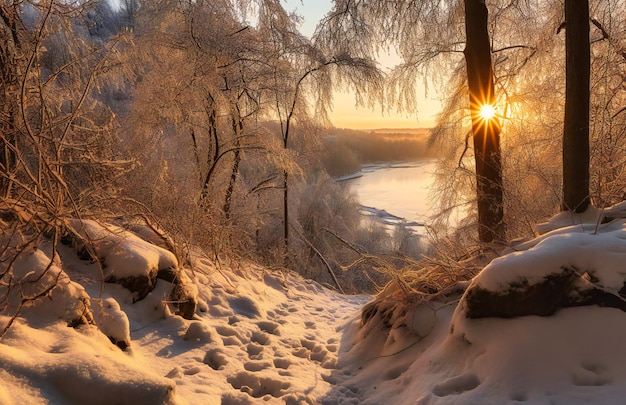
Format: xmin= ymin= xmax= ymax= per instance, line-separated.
xmin=479 ymin=104 xmax=496 ymax=121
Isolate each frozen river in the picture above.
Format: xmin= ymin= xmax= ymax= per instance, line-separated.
xmin=341 ymin=160 xmax=438 ymax=234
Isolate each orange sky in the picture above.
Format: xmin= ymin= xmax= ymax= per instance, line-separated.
xmin=327 ymin=49 xmax=443 ymax=130
xmin=328 ymin=90 xmax=442 ymax=130
xmin=281 ymin=0 xmax=444 ymax=130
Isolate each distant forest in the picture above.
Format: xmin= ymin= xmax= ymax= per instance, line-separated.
xmin=322 ymin=128 xmax=440 ymax=177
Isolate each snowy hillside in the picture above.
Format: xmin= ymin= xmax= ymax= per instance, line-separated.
xmin=3 ymin=206 xmax=626 ymax=404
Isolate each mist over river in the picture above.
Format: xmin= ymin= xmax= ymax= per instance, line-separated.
xmin=341 ymin=160 xmax=438 ymax=234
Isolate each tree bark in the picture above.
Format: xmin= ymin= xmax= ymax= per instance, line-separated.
xmin=463 ymin=0 xmax=505 ymax=243
xmin=200 ymin=97 xmax=219 ymax=204
xmin=562 ymin=0 xmax=590 ymax=212
xmin=0 ymin=5 xmax=21 ymax=198
xmin=283 ymin=169 xmax=289 ymax=254
xmin=223 ymin=104 xmax=243 ymax=219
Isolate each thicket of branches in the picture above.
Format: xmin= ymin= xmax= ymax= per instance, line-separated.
xmin=0 ymin=0 xmax=427 ymax=297
xmin=6 ymin=0 xmax=626 ymax=300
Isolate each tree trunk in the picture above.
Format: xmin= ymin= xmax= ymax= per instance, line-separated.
xmin=562 ymin=0 xmax=590 ymax=212
xmin=283 ymin=169 xmax=289 ymax=253
xmin=200 ymin=98 xmax=219 ymax=204
xmin=283 ymin=119 xmax=291 ymax=261
xmin=463 ymin=0 xmax=505 ymax=243
xmin=223 ymin=105 xmax=243 ymax=219
xmin=0 ymin=6 xmax=21 ymax=198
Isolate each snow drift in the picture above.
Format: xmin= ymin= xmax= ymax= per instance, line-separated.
xmin=2 ymin=205 xmax=626 ymax=403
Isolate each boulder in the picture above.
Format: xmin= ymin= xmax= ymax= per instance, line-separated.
xmin=1 ymin=247 xmax=94 ymax=328
xmin=462 ymin=266 xmax=626 ymax=319
xmin=68 ymin=220 xmax=178 ymax=302
xmin=457 ymin=224 xmax=626 ymax=320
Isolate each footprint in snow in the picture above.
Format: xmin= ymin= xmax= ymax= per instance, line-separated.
xmin=432 ymin=373 xmax=480 ymax=397
xmin=246 ymin=343 xmax=264 ymax=357
xmin=571 ymin=363 xmax=610 ymax=387
xmin=257 ymin=321 xmax=281 ymax=336
xmin=243 ymin=361 xmax=272 ymax=372
xmin=222 ymin=336 xmax=243 ymax=346
xmin=215 ymin=325 xmax=239 ymax=337
xmin=227 ymin=296 xmax=262 ymax=318
xmin=251 ymin=330 xmax=271 ymax=346
xmin=227 ymin=371 xmax=290 ymax=399
xmin=182 ymin=364 xmax=202 ymax=375
xmin=203 ymin=348 xmax=228 ymax=370
xmin=273 ymin=358 xmax=292 ymax=369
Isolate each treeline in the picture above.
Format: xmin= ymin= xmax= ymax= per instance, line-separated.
xmin=322 ymin=128 xmax=439 ymax=177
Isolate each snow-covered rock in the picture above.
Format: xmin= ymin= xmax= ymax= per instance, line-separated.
xmin=92 ymin=296 xmax=131 ymax=350
xmin=1 ymin=246 xmax=93 ymax=328
xmin=458 ymin=218 xmax=626 ymax=319
xmin=68 ymin=219 xmax=178 ymax=301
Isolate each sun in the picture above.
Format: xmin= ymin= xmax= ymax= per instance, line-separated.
xmin=479 ymin=104 xmax=496 ymax=121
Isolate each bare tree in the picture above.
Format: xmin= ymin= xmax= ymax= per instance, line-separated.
xmin=0 ymin=0 xmax=127 ymax=209
xmin=255 ymin=0 xmax=383 ymax=258
xmin=320 ymin=0 xmax=507 ymax=242
xmin=0 ymin=2 xmax=23 ymax=197
xmin=0 ymin=0 xmax=130 ymax=329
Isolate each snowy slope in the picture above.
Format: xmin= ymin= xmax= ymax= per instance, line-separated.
xmin=0 ymin=225 xmax=370 ymax=404
xmin=3 ymin=207 xmax=626 ymax=404
xmin=334 ymin=206 xmax=626 ymax=404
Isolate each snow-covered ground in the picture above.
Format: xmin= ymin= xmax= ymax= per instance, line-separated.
xmin=3 ymin=206 xmax=626 ymax=404
xmin=0 ymin=221 xmax=371 ymax=404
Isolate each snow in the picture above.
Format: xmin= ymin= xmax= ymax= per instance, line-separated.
xmin=3 ymin=208 xmax=626 ymax=403
xmin=472 ymin=221 xmax=626 ymax=292
xmin=69 ymin=219 xmax=178 ymax=280
xmin=91 ymin=296 xmax=131 ymax=349
xmin=335 ymin=172 xmax=364 ymax=182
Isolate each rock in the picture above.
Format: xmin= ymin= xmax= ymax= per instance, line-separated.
xmin=461 ymin=267 xmax=626 ymax=319
xmin=454 ymin=224 xmax=626 ymax=320
xmin=1 ymin=248 xmax=94 ymax=328
xmin=105 ymin=271 xmax=158 ymax=303
xmin=68 ymin=220 xmax=178 ymax=302
xmin=92 ymin=297 xmax=131 ymax=351
xmin=157 ymin=266 xmax=178 ymax=283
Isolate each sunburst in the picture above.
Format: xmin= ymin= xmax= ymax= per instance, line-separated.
xmin=479 ymin=104 xmax=496 ymax=121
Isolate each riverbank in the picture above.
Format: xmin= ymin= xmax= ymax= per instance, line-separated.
xmin=338 ymin=160 xmax=437 ymax=235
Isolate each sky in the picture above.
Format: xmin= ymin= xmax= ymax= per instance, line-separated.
xmin=282 ymin=0 xmax=443 ymax=129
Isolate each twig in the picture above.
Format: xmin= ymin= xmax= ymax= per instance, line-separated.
xmin=291 ymin=225 xmax=345 ymax=294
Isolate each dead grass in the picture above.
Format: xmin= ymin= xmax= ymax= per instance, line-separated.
xmin=360 ymin=243 xmax=501 ymax=329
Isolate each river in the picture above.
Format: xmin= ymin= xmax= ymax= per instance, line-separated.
xmin=340 ymin=159 xmax=438 ymax=235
